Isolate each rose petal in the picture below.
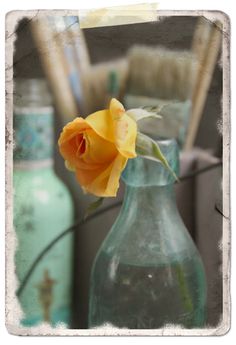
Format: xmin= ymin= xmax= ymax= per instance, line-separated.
xmin=109 ymin=98 xmax=137 ymax=158
xmin=105 ymin=154 xmax=128 ymax=195
xmin=58 ymin=117 xmax=90 ymax=166
xmin=76 ymin=154 xmax=127 ymax=197
xmin=82 ymin=129 xmax=117 ymax=164
xmin=58 ymin=117 xmax=90 ymax=145
xmin=86 ymin=110 xmax=114 ymax=143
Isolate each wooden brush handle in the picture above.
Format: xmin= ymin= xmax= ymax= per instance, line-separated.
xmin=191 ymin=17 xmax=212 ymax=63
xmin=184 ymin=20 xmax=222 ymax=151
xmin=31 ymin=17 xmax=79 ymax=122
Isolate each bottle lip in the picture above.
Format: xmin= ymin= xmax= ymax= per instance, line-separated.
xmin=122 ymin=138 xmax=179 ymax=187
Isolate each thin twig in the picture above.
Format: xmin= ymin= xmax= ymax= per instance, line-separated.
xmin=179 ymin=161 xmax=222 ymax=182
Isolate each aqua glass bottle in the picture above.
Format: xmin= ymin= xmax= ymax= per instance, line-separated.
xmin=13 ymin=79 xmax=74 ymax=327
xmin=89 ymin=139 xmax=207 ymax=329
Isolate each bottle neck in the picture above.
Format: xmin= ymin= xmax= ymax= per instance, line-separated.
xmin=123 ymin=183 xmax=178 ymax=219
xmin=121 ymin=144 xmax=180 ymax=218
xmin=13 ymin=106 xmax=54 ymax=171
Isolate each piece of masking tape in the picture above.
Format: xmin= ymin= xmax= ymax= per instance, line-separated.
xmin=78 ymin=3 xmax=158 ymax=29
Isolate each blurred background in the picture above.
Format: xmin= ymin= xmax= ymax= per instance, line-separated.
xmin=12 ymin=13 xmax=223 ymax=329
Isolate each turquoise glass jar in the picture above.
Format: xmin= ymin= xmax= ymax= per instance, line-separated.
xmin=13 ymin=79 xmax=74 ymax=327
xmin=89 ymin=139 xmax=207 ymax=329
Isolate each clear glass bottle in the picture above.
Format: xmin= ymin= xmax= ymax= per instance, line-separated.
xmin=89 ymin=139 xmax=207 ymax=329
xmin=13 ymin=79 xmax=74 ymax=327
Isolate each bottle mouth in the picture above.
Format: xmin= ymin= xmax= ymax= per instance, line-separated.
xmin=122 ymin=138 xmax=179 ymax=187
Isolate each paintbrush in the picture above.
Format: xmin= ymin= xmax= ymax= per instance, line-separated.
xmin=184 ymin=20 xmax=222 ymax=150
xmin=85 ymin=58 xmax=129 ymax=114
xmin=126 ymin=45 xmax=199 ymax=101
xmin=63 ymin=15 xmax=91 ymax=115
xmin=30 ymin=17 xmax=78 ymax=122
xmin=124 ymin=45 xmax=199 ymax=147
xmin=48 ymin=16 xmax=85 ymax=115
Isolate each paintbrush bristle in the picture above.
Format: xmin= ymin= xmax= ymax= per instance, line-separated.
xmin=127 ymin=45 xmax=199 ymax=101
xmin=85 ymin=58 xmax=129 ymax=114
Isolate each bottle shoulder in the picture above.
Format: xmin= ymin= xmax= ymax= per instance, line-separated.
xmin=95 ymin=198 xmax=201 ymax=268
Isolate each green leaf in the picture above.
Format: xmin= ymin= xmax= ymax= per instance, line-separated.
xmin=84 ymin=197 xmax=104 ymax=220
xmin=136 ymin=132 xmax=179 ymax=181
xmin=126 ymin=108 xmax=162 ymax=122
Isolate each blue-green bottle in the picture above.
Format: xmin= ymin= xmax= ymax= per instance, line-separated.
xmin=13 ymin=79 xmax=74 ymax=327
xmin=89 ymin=139 xmax=207 ymax=329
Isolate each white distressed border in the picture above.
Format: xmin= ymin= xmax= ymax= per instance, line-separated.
xmin=5 ymin=7 xmax=230 ymax=337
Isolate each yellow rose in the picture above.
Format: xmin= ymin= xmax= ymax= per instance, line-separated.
xmin=58 ymin=98 xmax=137 ymax=197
